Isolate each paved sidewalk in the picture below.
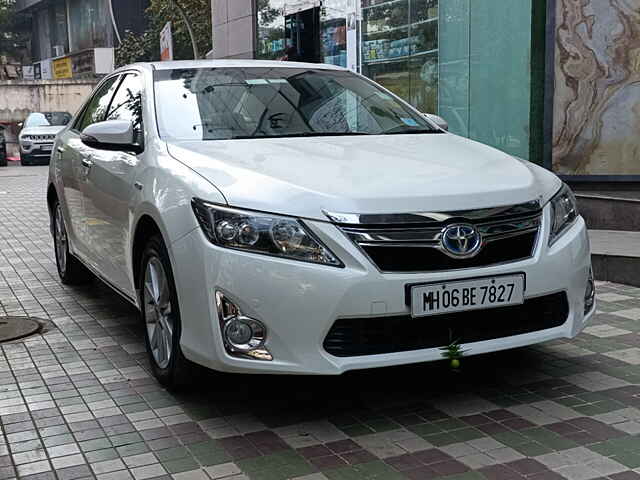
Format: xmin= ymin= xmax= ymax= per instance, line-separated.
xmin=0 ymin=166 xmax=639 ymax=480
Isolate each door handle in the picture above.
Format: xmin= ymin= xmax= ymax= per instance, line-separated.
xmin=81 ymin=157 xmax=93 ymax=168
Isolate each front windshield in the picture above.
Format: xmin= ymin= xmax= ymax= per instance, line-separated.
xmin=25 ymin=112 xmax=72 ymax=127
xmin=154 ymin=67 xmax=440 ymax=141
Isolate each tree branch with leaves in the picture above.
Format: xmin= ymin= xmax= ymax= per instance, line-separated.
xmin=116 ymin=0 xmax=212 ymax=67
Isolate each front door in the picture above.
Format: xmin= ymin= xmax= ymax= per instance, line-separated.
xmin=58 ymin=76 xmax=120 ymax=263
xmin=82 ymin=73 xmax=144 ymax=297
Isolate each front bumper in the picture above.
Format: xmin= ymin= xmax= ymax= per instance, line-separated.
xmin=20 ymin=142 xmax=54 ymax=158
xmin=171 ymin=205 xmax=594 ymax=375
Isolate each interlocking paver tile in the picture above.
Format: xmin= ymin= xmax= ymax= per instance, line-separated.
xmin=2 ymin=166 xmax=640 ymax=479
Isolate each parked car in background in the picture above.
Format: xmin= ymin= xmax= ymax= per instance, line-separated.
xmin=47 ymin=61 xmax=595 ymax=389
xmin=19 ymin=112 xmax=72 ymax=166
xmin=0 ymin=128 xmax=7 ymax=167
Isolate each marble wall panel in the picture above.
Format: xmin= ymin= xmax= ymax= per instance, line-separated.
xmin=553 ymin=0 xmax=640 ymax=175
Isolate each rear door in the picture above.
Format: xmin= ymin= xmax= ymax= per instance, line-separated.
xmin=82 ymin=72 xmax=145 ymax=296
xmin=56 ymin=76 xmax=120 ymax=263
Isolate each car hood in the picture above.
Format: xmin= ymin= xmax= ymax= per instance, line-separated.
xmin=167 ymin=133 xmax=561 ymax=221
xmin=20 ymin=125 xmax=65 ymax=137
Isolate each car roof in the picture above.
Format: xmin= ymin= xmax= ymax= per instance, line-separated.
xmin=122 ymin=59 xmax=347 ymax=72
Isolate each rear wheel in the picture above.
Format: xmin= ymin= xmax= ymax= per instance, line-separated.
xmin=141 ymin=235 xmax=193 ymax=390
xmin=53 ymin=201 xmax=92 ymax=285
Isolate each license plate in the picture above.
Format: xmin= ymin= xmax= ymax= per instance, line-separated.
xmin=40 ymin=145 xmax=52 ymax=152
xmin=410 ymin=274 xmax=525 ymax=317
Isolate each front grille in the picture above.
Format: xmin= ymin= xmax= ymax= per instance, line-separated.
xmin=25 ymin=135 xmax=56 ymax=142
xmin=364 ymin=231 xmax=538 ymax=272
xmin=36 ymin=135 xmax=55 ymax=141
xmin=336 ymin=201 xmax=542 ymax=273
xmin=323 ymin=292 xmax=569 ymax=357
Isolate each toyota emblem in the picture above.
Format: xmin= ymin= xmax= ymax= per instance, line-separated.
xmin=441 ymin=224 xmax=482 ymax=258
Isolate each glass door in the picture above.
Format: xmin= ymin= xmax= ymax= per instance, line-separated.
xmin=285 ymin=7 xmax=322 ymax=63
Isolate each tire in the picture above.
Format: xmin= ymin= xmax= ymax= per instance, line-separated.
xmin=0 ymin=154 xmax=6 ymax=167
xmin=140 ymin=235 xmax=194 ymax=390
xmin=53 ymin=200 xmax=93 ymax=285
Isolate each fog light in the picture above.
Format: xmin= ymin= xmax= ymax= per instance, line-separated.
xmin=215 ymin=291 xmax=272 ymax=361
xmin=225 ymin=318 xmax=253 ymax=345
xmin=584 ymin=268 xmax=595 ymax=315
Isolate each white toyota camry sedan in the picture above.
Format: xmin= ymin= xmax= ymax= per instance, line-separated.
xmin=47 ymin=60 xmax=595 ymax=389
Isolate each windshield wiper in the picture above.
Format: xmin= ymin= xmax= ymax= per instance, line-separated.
xmin=231 ymin=132 xmax=374 ymax=139
xmin=382 ymin=128 xmax=442 ymax=135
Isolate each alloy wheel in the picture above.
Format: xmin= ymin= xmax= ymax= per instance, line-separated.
xmin=143 ymin=257 xmax=174 ymax=369
xmin=54 ymin=204 xmax=68 ymax=274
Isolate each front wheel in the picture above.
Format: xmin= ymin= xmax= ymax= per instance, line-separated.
xmin=53 ymin=201 xmax=92 ymax=285
xmin=140 ymin=235 xmax=193 ymax=390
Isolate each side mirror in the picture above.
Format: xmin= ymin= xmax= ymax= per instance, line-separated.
xmin=17 ymin=122 xmax=23 ymax=129
xmin=424 ymin=113 xmax=448 ymax=131
xmin=81 ymin=120 xmax=142 ymax=154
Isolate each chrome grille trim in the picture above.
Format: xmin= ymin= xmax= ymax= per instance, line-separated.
xmin=323 ymin=200 xmax=541 ymax=226
xmin=331 ymin=202 xmax=542 ymax=273
xmin=341 ymin=215 xmax=540 ymax=245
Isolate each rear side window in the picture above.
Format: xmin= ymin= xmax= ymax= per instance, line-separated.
xmin=74 ymin=76 xmax=120 ymax=132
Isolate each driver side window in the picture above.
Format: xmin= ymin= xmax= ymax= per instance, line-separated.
xmin=105 ymin=73 xmax=144 ymax=148
xmin=74 ymin=76 xmax=120 ymax=132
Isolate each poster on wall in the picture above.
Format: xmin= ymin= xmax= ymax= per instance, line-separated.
xmin=160 ymin=22 xmax=173 ymax=61
xmin=346 ymin=0 xmax=360 ymax=72
xmin=40 ymin=59 xmax=52 ymax=80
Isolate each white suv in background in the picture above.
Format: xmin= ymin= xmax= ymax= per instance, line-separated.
xmin=47 ymin=60 xmax=595 ymax=389
xmin=19 ymin=111 xmax=71 ymax=166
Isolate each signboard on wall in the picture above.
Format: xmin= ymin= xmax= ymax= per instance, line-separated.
xmin=160 ymin=22 xmax=173 ymax=61
xmin=71 ymin=50 xmax=95 ymax=77
xmin=22 ymin=66 xmax=34 ymax=80
xmin=52 ymin=57 xmax=72 ymax=79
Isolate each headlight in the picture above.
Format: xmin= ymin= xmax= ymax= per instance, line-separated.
xmin=192 ymin=198 xmax=343 ymax=267
xmin=549 ymin=183 xmax=579 ymax=246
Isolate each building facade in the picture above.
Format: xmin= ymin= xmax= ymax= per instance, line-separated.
xmin=211 ymin=0 xmax=640 ymax=181
xmin=16 ymin=0 xmax=148 ymax=80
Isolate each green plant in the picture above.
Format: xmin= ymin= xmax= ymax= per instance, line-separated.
xmin=440 ymin=340 xmax=467 ymax=371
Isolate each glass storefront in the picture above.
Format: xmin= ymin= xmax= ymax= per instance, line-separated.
xmin=257 ymin=0 xmax=287 ymax=59
xmin=361 ymin=0 xmax=438 ymax=114
xmin=321 ymin=0 xmax=347 ymax=66
xmin=256 ymin=0 xmax=534 ymax=160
